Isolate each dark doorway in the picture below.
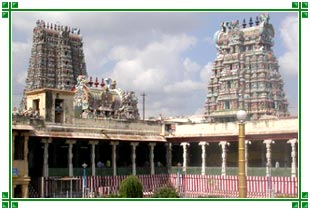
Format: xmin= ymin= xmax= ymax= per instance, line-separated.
xmin=55 ymin=99 xmax=64 ymax=123
xmin=28 ymin=138 xmax=43 ymax=177
xmin=117 ymin=142 xmax=131 ymax=167
xmin=33 ymin=99 xmax=40 ymax=113
xmin=171 ymin=143 xmax=182 ymax=166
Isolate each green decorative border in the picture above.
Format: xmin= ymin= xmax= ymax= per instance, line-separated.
xmin=1 ymin=1 xmax=308 ymax=209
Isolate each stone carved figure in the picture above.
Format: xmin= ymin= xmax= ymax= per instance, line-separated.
xmin=230 ymin=20 xmax=239 ymax=32
xmin=73 ymin=75 xmax=139 ymax=120
xmin=118 ymin=91 xmax=139 ymax=119
xmin=221 ymin=21 xmax=231 ymax=33
xmin=259 ymin=13 xmax=270 ymax=26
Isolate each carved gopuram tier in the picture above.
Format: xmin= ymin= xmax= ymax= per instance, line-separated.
xmin=73 ymin=75 xmax=140 ymax=120
xmin=205 ymin=14 xmax=289 ymax=122
xmin=25 ymin=20 xmax=87 ymax=91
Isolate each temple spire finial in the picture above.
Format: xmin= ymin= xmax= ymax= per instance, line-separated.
xmin=95 ymin=77 xmax=99 ymax=88
xmin=255 ymin=16 xmax=260 ymax=26
xmin=242 ymin=19 xmax=246 ymax=28
xmin=100 ymin=78 xmax=105 ymax=88
xmin=249 ymin=17 xmax=253 ymax=27
xmin=89 ymin=76 xmax=93 ymax=87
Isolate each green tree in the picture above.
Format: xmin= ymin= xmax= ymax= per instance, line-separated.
xmin=119 ymin=175 xmax=143 ymax=198
xmin=152 ymin=186 xmax=179 ymax=198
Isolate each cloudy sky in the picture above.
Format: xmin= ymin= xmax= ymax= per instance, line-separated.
xmin=12 ymin=12 xmax=298 ymax=118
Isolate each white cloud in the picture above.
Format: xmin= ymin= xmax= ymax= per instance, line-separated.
xmin=183 ymin=57 xmax=200 ymax=74
xmin=277 ymin=15 xmax=298 ymax=116
xmin=12 ymin=40 xmax=32 ymax=109
xmin=16 ymin=71 xmax=27 ymax=85
xmin=203 ymin=36 xmax=214 ymax=46
xmin=109 ymin=34 xmax=197 ymax=92
xmin=106 ymin=33 xmax=208 ymax=117
xmin=164 ymin=80 xmax=204 ymax=95
xmin=12 ymin=41 xmax=31 ymax=70
xmin=194 ymin=107 xmax=205 ymax=115
xmin=278 ymin=16 xmax=298 ymax=76
xmin=200 ymin=62 xmax=213 ymax=83
xmin=12 ymin=12 xmax=203 ymax=75
xmin=108 ymin=46 xmax=138 ymax=61
xmin=83 ymin=38 xmax=110 ymax=72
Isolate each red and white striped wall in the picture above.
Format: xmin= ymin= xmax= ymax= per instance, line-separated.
xmin=38 ymin=174 xmax=298 ymax=198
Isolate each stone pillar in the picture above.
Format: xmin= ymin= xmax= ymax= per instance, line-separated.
xmin=22 ymin=184 xmax=28 ymax=198
xmin=66 ymin=140 xmax=76 ymax=176
xmin=263 ymin=139 xmax=275 ymax=176
xmin=219 ymin=141 xmax=230 ymax=176
xmin=287 ymin=139 xmax=297 ymax=178
xmin=110 ymin=141 xmax=119 ymax=176
xmin=149 ymin=143 xmax=156 ymax=175
xmin=41 ymin=138 xmax=52 ymax=198
xmin=41 ymin=138 xmax=52 ymax=177
xmin=23 ymin=134 xmax=29 ymax=177
xmin=199 ymin=142 xmax=209 ymax=175
xmin=180 ymin=142 xmax=190 ymax=173
xmin=89 ymin=141 xmax=99 ymax=176
xmin=12 ymin=131 xmax=17 ymax=159
xmin=165 ymin=142 xmax=172 ymax=174
xmin=245 ymin=140 xmax=251 ymax=176
xmin=130 ymin=142 xmax=139 ymax=175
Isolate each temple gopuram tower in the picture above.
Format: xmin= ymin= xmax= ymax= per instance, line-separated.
xmin=25 ymin=20 xmax=87 ymax=91
xmin=19 ymin=20 xmax=140 ymax=122
xmin=205 ymin=14 xmax=289 ymax=122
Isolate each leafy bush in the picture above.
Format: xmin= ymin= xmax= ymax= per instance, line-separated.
xmin=119 ymin=175 xmax=143 ymax=198
xmin=152 ymin=186 xmax=179 ymax=198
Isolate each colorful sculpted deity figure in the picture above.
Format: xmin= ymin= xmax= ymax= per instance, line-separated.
xmin=221 ymin=21 xmax=231 ymax=33
xmin=73 ymin=76 xmax=139 ymax=120
xmin=260 ymin=13 xmax=270 ymax=26
xmin=230 ymin=20 xmax=239 ymax=32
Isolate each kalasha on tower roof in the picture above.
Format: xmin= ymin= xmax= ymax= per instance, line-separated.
xmin=205 ymin=13 xmax=289 ymax=123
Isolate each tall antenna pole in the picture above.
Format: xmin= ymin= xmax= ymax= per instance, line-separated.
xmin=141 ymin=92 xmax=146 ymax=121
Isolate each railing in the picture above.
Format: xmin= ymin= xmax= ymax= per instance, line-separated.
xmin=170 ymin=166 xmax=293 ymax=177
xmin=71 ymin=118 xmax=162 ymax=134
xmin=38 ymin=174 xmax=297 ymax=198
xmin=12 ymin=115 xmax=163 ymax=135
xmin=170 ymin=174 xmax=298 ymax=198
xmin=49 ymin=167 xmax=168 ymax=177
xmin=40 ymin=174 xmax=170 ymax=198
xmin=12 ymin=115 xmax=45 ymax=126
xmin=48 ymin=167 xmax=293 ymax=177
xmin=28 ymin=183 xmax=40 ymax=198
xmin=50 ymin=192 xmax=83 ymax=198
